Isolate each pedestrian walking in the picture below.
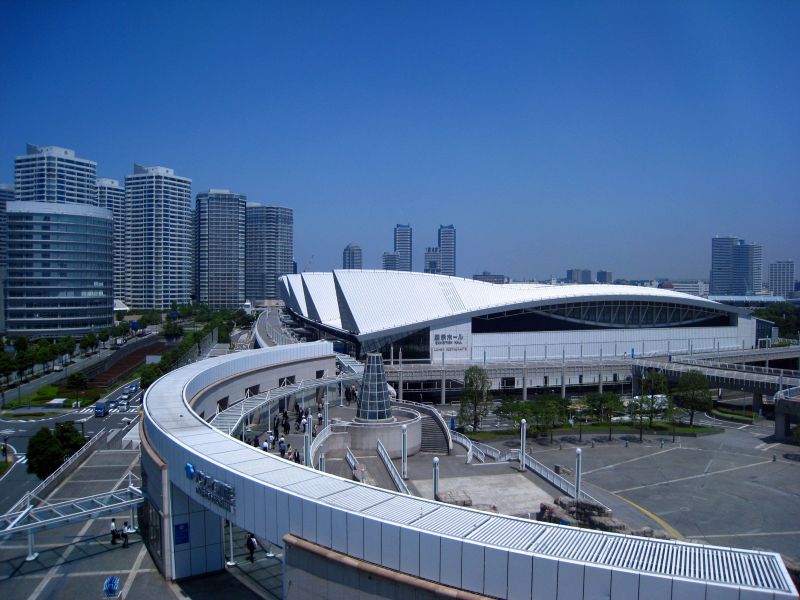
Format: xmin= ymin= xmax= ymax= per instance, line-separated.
xmin=110 ymin=518 xmax=119 ymax=545
xmin=301 ymin=417 xmax=307 ymax=433
xmin=278 ymin=437 xmax=286 ymax=458
xmin=317 ymin=411 xmax=322 ymax=426
xmin=246 ymin=533 xmax=257 ymax=562
xmin=293 ymin=449 xmax=301 ymax=463
xmin=268 ymin=432 xmax=275 ymax=450
xmin=261 ymin=439 xmax=269 ymax=452
xmin=121 ymin=521 xmax=130 ymax=548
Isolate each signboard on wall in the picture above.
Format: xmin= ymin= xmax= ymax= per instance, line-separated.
xmin=430 ymin=324 xmax=471 ymax=358
xmin=174 ymin=522 xmax=189 ymax=545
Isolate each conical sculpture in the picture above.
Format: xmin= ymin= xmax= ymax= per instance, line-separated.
xmin=356 ymin=353 xmax=393 ymax=421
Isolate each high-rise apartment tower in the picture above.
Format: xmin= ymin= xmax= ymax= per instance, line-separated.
xmin=245 ymin=205 xmax=293 ymax=301
xmin=437 ymin=224 xmax=456 ymax=276
xmin=196 ymin=190 xmax=246 ymax=309
xmin=768 ymin=261 xmax=794 ymax=298
xmin=97 ymin=178 xmax=126 ymax=299
xmin=393 ymin=224 xmax=412 ymax=271
xmin=124 ymin=164 xmax=192 ymax=309
xmin=711 ymin=236 xmax=762 ymax=296
xmin=343 ymin=243 xmax=363 ymax=269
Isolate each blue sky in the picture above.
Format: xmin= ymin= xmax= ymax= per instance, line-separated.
xmin=1 ymin=1 xmax=798 ymax=281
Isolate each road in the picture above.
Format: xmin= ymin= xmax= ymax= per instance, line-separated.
xmin=0 ymin=380 xmax=141 ymax=514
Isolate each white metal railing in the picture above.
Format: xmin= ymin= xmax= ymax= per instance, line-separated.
xmin=677 ymin=357 xmax=800 ymax=378
xmin=470 ymin=439 xmax=502 ymax=461
xmin=309 ymin=425 xmax=333 ymax=468
xmin=450 ymin=430 xmax=479 ymax=463
xmin=377 ymin=440 xmax=410 ymax=495
xmin=345 ymin=448 xmax=359 ymax=472
xmin=393 ymin=399 xmax=452 ymax=452
xmin=499 ymin=449 xmax=520 ymax=462
xmin=522 ymin=452 xmax=609 ymax=511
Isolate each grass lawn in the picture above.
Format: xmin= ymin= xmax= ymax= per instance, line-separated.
xmin=0 ymin=460 xmax=11 ymax=477
xmin=3 ymin=383 xmax=103 ymax=410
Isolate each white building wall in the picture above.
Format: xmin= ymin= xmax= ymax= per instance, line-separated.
xmin=430 ymin=319 xmax=756 ymax=363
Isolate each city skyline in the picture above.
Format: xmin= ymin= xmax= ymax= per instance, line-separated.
xmin=1 ymin=3 xmax=798 ymax=281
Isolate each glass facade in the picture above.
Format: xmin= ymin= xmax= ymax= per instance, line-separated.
xmin=195 ymin=190 xmax=246 ymax=308
xmin=5 ymin=202 xmax=113 ymax=337
xmin=472 ymin=301 xmax=735 ymax=333
xmin=393 ymin=224 xmax=412 ymax=271
xmin=97 ymin=178 xmax=126 ymax=300
xmin=245 ymin=205 xmax=293 ymax=301
xmin=356 ymin=353 xmax=393 ymax=421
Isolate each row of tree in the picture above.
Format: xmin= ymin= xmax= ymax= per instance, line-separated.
xmin=458 ymin=365 xmax=714 ymax=435
xmin=26 ymin=422 xmax=86 ymax=479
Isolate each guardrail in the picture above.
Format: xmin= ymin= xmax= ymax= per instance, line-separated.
xmin=309 ymin=424 xmax=333 ymax=468
xmin=470 ymin=439 xmax=501 ymax=461
xmin=676 ymin=357 xmax=800 ymax=378
xmin=393 ymin=399 xmax=452 ymax=453
xmin=377 ymin=440 xmax=410 ymax=495
xmin=3 ymin=427 xmax=108 ymax=516
xmin=345 ymin=447 xmax=360 ymax=481
xmin=451 ymin=430 xmax=479 ymax=463
xmin=521 ymin=452 xmax=609 ymax=511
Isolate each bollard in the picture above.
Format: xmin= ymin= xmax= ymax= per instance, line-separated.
xmin=661 ymin=440 xmax=664 ymax=449
xmin=773 ymin=454 xmax=777 ymax=462
xmin=575 ymin=448 xmax=583 ymax=500
xmin=520 ymin=419 xmax=527 ymax=472
xmin=433 ymin=457 xmax=440 ymax=500
xmin=625 ymin=440 xmax=629 ymax=448
xmin=402 ymin=425 xmax=408 ymax=480
xmin=591 ymin=441 xmax=595 ymax=449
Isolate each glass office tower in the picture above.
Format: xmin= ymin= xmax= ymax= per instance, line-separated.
xmin=245 ymin=204 xmax=294 ymax=301
xmin=437 ymin=224 xmax=456 ymax=276
xmin=393 ymin=224 xmax=412 ymax=271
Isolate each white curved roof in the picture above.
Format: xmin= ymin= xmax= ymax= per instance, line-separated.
xmin=280 ymin=270 xmax=736 ymax=337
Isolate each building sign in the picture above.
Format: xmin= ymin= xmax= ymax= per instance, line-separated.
xmin=174 ymin=522 xmax=189 ymax=545
xmin=431 ymin=328 xmax=470 ymax=353
xmin=185 ymin=463 xmax=236 ymax=512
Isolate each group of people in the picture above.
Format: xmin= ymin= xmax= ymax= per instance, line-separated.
xmin=344 ymin=384 xmax=359 ymax=406
xmin=109 ymin=519 xmax=131 ymax=548
xmin=255 ymin=431 xmax=303 ymax=463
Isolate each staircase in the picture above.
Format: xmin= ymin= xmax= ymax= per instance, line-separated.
xmin=419 ymin=416 xmax=449 ymax=453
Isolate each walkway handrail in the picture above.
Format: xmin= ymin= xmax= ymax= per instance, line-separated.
xmin=310 ymin=424 xmax=333 ymax=468
xmin=345 ymin=448 xmax=359 ymax=472
xmin=377 ymin=440 xmax=410 ymax=495
xmin=450 ymin=430 xmax=477 ymax=463
xmin=521 ymin=452 xmax=610 ymax=511
xmin=393 ymin=399 xmax=452 ymax=453
xmin=3 ymin=427 xmax=108 ymax=517
xmin=470 ymin=439 xmax=501 ymax=461
xmin=676 ymin=357 xmax=800 ymax=378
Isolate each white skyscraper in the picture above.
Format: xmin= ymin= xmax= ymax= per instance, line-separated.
xmin=437 ymin=224 xmax=456 ymax=276
xmin=97 ymin=178 xmax=126 ymax=300
xmin=124 ymin=164 xmax=192 ymax=309
xmin=768 ymin=261 xmax=794 ymax=298
xmin=7 ymin=145 xmax=113 ymax=337
xmin=393 ymin=224 xmax=412 ymax=271
xmin=711 ymin=236 xmax=762 ymax=296
xmin=196 ymin=190 xmax=246 ymax=308
xmin=15 ymin=144 xmax=97 ymax=205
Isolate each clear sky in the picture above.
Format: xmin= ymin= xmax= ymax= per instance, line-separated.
xmin=1 ymin=1 xmax=798 ymax=282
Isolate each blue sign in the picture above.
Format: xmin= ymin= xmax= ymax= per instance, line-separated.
xmin=449 ymin=415 xmax=455 ymax=431
xmin=174 ymin=522 xmax=189 ymax=545
xmin=185 ymin=463 xmax=195 ymax=480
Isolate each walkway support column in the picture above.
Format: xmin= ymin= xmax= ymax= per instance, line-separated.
xmin=26 ymin=494 xmax=38 ymax=562
xmin=598 ymin=349 xmax=603 ymax=394
xmin=398 ymin=349 xmax=404 ymax=402
xmin=522 ymin=350 xmax=528 ymax=402
xmin=433 ymin=457 xmax=440 ymax=500
xmin=752 ymin=393 xmax=763 ymax=414
xmin=575 ymin=448 xmax=583 ymax=500
xmin=441 ymin=354 xmax=446 ymax=406
xmin=519 ymin=419 xmax=527 ymax=472
xmin=561 ymin=349 xmax=566 ymax=400
xmin=401 ymin=425 xmax=408 ymax=480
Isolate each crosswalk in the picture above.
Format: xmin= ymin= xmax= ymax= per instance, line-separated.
xmin=77 ymin=406 xmax=138 ymax=415
xmin=14 ymin=453 xmax=27 ymax=464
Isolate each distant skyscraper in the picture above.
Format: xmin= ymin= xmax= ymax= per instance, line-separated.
xmin=196 ymin=190 xmax=246 ymax=308
xmin=7 ymin=145 xmax=112 ymax=337
xmin=15 ymin=144 xmax=97 ymax=205
xmin=382 ymin=251 xmax=400 ymax=271
xmin=342 ymin=243 xmax=363 ymax=269
xmin=124 ymin=164 xmax=192 ymax=309
xmin=423 ymin=247 xmax=441 ymax=274
xmin=393 ymin=224 xmax=412 ymax=271
xmin=596 ymin=270 xmax=613 ymax=284
xmin=97 ymin=178 xmax=126 ymax=300
xmin=437 ymin=225 xmax=456 ymax=276
xmin=245 ymin=205 xmax=293 ymax=301
xmin=473 ymin=271 xmax=509 ymax=284
xmin=711 ymin=236 xmax=762 ymax=295
xmin=566 ymin=269 xmax=592 ymax=284
xmin=0 ymin=184 xmax=12 ymax=271
xmin=768 ymin=261 xmax=794 ymax=298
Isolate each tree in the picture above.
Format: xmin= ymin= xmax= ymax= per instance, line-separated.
xmin=13 ymin=336 xmax=28 ymax=355
xmin=495 ymin=396 xmax=532 ymax=427
xmin=55 ymin=422 xmax=85 ymax=455
xmin=753 ymin=303 xmax=799 ymax=339
xmin=98 ymin=329 xmax=110 ymax=349
xmin=586 ymin=391 xmax=625 ymax=440
xmin=529 ymin=394 xmax=564 ymax=443
xmin=79 ymin=336 xmax=90 ymax=356
xmin=66 ymin=372 xmax=88 ymax=392
xmin=459 ymin=366 xmax=491 ymax=431
xmin=674 ymin=370 xmax=713 ymax=427
xmin=641 ymin=371 xmax=669 ymax=429
xmin=161 ymin=321 xmax=184 ymax=339
xmin=139 ymin=364 xmax=162 ymax=390
xmin=26 ymin=427 xmax=64 ymax=479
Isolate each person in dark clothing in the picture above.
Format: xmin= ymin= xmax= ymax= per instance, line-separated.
xmin=278 ymin=438 xmax=286 ymax=458
xmin=246 ymin=533 xmax=257 ymax=562
xmin=293 ymin=449 xmax=301 ymax=463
